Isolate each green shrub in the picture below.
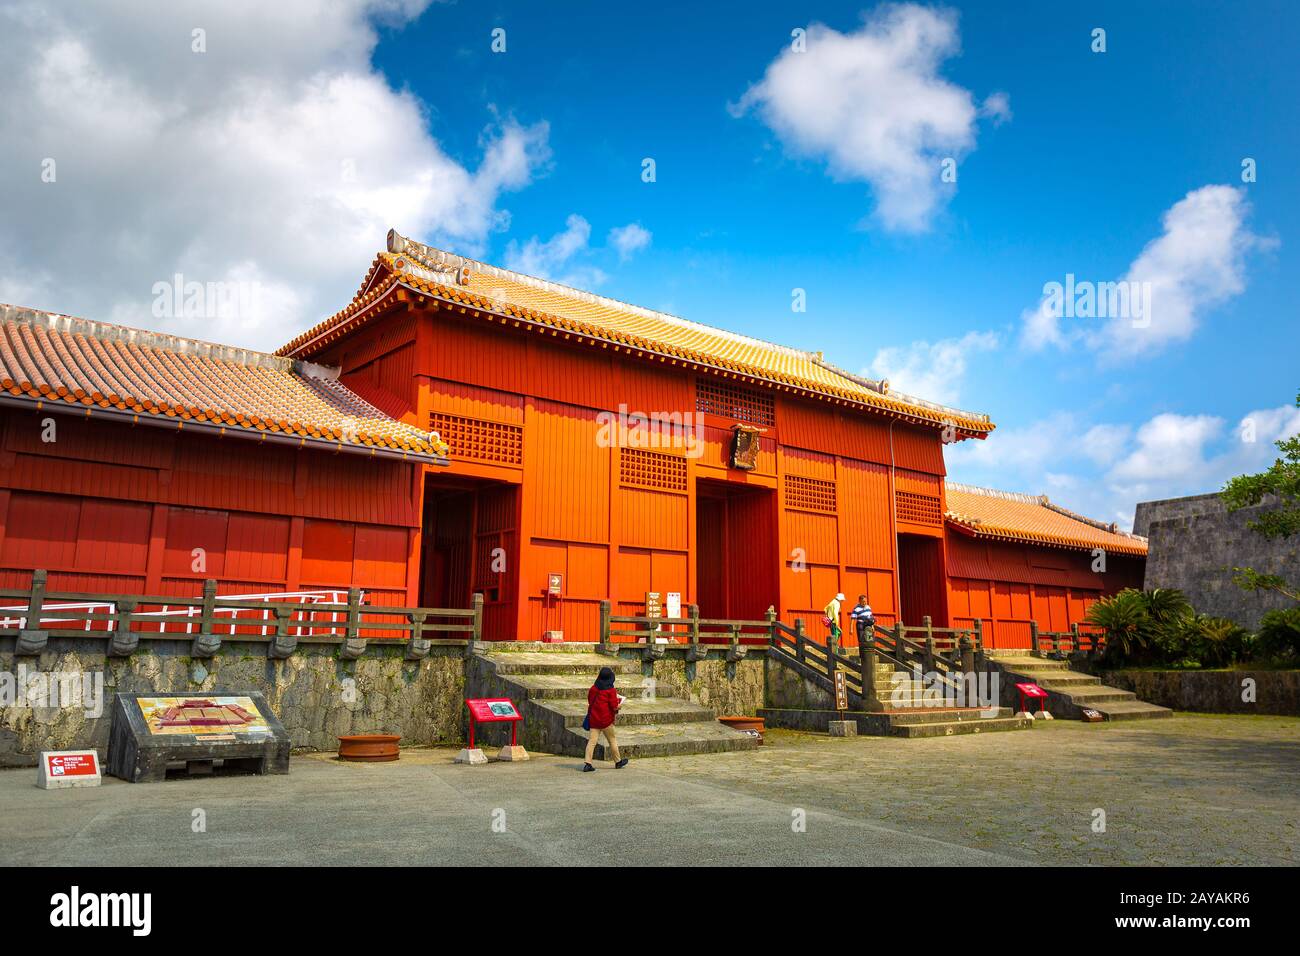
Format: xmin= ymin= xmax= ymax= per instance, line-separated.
xmin=1088 ymin=588 xmax=1254 ymax=668
xmin=1176 ymin=614 xmax=1251 ymax=668
xmin=1255 ymin=608 xmax=1300 ymax=663
xmin=1086 ymin=589 xmax=1149 ymax=664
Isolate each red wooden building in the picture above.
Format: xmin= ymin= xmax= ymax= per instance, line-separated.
xmin=1 ymin=232 xmax=1146 ymax=649
xmin=943 ymin=483 xmax=1146 ymax=648
xmin=0 ymin=305 xmax=446 ymax=609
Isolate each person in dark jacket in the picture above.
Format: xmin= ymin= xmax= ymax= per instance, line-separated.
xmin=583 ymin=666 xmax=628 ymax=772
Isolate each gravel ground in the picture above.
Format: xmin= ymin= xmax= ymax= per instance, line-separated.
xmin=2 ymin=713 xmax=1295 ymax=866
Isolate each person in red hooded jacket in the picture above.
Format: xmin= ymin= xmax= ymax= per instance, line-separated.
xmin=583 ymin=666 xmax=629 ymax=772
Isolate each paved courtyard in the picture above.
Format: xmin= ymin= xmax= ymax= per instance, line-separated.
xmin=2 ymin=714 xmax=1297 ymax=866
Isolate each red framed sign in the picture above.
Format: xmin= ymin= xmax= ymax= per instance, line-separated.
xmin=37 ymin=749 xmax=102 ymax=789
xmin=465 ymin=698 xmax=522 ymax=748
xmin=1015 ymin=682 xmax=1049 ymax=715
xmin=48 ymin=752 xmax=98 ymax=776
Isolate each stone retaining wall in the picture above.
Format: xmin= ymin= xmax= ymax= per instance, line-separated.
xmin=1134 ymin=492 xmax=1296 ymax=630
xmin=0 ymin=638 xmax=466 ymax=767
xmin=644 ymin=654 xmax=765 ymax=715
xmin=1102 ymin=668 xmax=1300 ymax=716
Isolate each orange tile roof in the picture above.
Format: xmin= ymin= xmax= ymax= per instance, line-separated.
xmin=945 ymin=483 xmax=1147 ymax=556
xmin=278 ymin=230 xmax=996 ymax=439
xmin=0 ymin=305 xmax=449 ymax=463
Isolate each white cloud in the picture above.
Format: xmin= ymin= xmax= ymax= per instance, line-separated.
xmin=608 ymin=223 xmax=652 ymax=261
xmin=867 ymin=330 xmax=998 ymax=406
xmin=504 ymin=215 xmax=654 ymax=288
xmin=733 ymin=3 xmax=1003 ymax=232
xmin=0 ymin=0 xmax=551 ymax=350
xmin=1079 ymin=423 xmax=1132 ymax=467
xmin=1021 ymin=185 xmax=1269 ymax=361
xmin=948 ymin=411 xmax=1078 ymax=476
xmin=505 ymin=214 xmax=592 ymax=275
xmin=1108 ymin=413 xmax=1224 ymax=484
xmin=979 ymin=91 xmax=1012 ymax=126
xmin=948 ymin=404 xmax=1300 ymax=531
xmin=503 ymin=214 xmax=608 ymax=289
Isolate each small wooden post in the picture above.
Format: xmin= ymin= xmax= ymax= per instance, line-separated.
xmin=465 ymin=592 xmax=485 ymax=657
xmin=269 ymin=604 xmax=297 ymax=658
xmin=108 ymin=598 xmax=138 ymax=656
xmin=598 ymin=599 xmax=612 ymax=654
xmin=973 ymin=618 xmax=984 ymax=653
xmin=340 ymin=587 xmax=366 ymax=659
xmin=685 ymin=603 xmax=704 ymax=661
xmin=893 ymin=622 xmax=905 ymax=659
xmin=1070 ymin=622 xmax=1081 ymax=656
xmin=858 ymin=622 xmax=881 ymax=710
xmin=795 ymin=617 xmax=807 ymax=666
xmin=1030 ymin=620 xmax=1041 ymax=657
xmin=764 ymin=605 xmax=776 ymax=647
xmin=405 ymin=611 xmax=431 ymax=660
xmin=191 ymin=579 xmax=221 ymax=657
xmin=959 ymin=634 xmax=975 ymax=676
xmin=15 ymin=569 xmax=49 ymax=655
xmin=726 ymin=622 xmax=745 ymax=662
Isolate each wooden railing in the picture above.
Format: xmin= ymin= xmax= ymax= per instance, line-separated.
xmin=769 ymin=615 xmax=985 ymax=707
xmin=1 ymin=570 xmax=481 ymax=659
xmin=1030 ymin=621 xmax=1106 ymax=658
xmin=770 ymin=618 xmax=867 ymax=697
xmin=599 ymin=601 xmax=774 ymax=660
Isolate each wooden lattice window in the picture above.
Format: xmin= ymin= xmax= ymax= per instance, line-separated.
xmin=428 ymin=413 xmax=523 ymax=466
xmin=696 ymin=379 xmax=775 ymax=426
xmin=896 ymin=491 xmax=942 ymax=525
xmin=620 ymin=448 xmax=687 ymax=493
xmin=785 ymin=475 xmax=837 ymax=513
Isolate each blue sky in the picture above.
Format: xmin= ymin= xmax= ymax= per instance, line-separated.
xmin=2 ymin=0 xmax=1296 ymax=527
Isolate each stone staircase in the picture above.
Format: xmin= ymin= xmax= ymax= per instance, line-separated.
xmin=467 ymin=647 xmax=760 ymax=758
xmin=865 ymin=659 xmax=1030 ymax=737
xmin=989 ymin=656 xmax=1172 ymax=721
xmin=763 ymin=645 xmax=1031 ymax=737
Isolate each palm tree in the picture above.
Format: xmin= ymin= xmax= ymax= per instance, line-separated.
xmin=1187 ymin=615 xmax=1249 ymax=668
xmin=1085 ymin=589 xmax=1149 ymax=660
xmin=1139 ymin=588 xmax=1193 ymax=629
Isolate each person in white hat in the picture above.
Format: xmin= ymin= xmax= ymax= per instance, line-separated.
xmin=823 ymin=592 xmax=846 ymax=644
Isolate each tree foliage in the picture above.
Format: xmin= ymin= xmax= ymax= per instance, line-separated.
xmin=1220 ymin=387 xmax=1300 ymax=603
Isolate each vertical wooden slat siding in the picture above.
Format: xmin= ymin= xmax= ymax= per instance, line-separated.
xmin=2 ymin=293 xmax=1141 ymax=640
xmin=945 ymin=536 xmax=1145 ymax=648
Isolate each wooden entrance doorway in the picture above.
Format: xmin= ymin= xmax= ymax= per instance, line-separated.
xmin=419 ymin=474 xmax=519 ymax=640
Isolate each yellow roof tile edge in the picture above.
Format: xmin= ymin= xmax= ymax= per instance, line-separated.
xmin=0 ymin=305 xmax=449 ymax=463
xmin=280 ymin=251 xmax=996 ymax=437
xmin=944 ymin=514 xmax=1148 ymax=556
xmin=943 ymin=482 xmax=1148 ymax=556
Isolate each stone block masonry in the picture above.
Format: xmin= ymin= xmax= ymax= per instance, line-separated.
xmin=1102 ymin=668 xmax=1300 ymax=716
xmin=1135 ymin=492 xmax=1298 ymax=630
xmin=0 ymin=638 xmax=466 ymax=767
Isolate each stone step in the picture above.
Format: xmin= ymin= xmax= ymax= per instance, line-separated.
xmin=567 ymin=721 xmax=760 ymax=759
xmin=488 ymin=652 xmax=640 ymax=676
xmin=1054 ymin=687 xmax=1137 ymax=703
xmin=1021 ymin=674 xmax=1103 ymax=687
xmin=884 ymin=707 xmax=1015 ymax=725
xmin=889 ymin=716 xmax=1032 ymax=738
xmin=540 ymin=697 xmax=716 ymax=727
xmin=1088 ymin=700 xmax=1174 ymax=720
xmin=996 ymin=658 xmax=1072 ymax=670
xmin=505 ymin=674 xmax=660 ymax=700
